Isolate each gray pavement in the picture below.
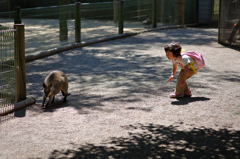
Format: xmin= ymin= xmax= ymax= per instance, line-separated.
xmin=0 ymin=26 xmax=240 ymax=159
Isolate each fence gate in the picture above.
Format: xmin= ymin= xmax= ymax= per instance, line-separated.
xmin=0 ymin=26 xmax=19 ymax=123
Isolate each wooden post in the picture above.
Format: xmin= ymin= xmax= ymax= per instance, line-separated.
xmin=59 ymin=0 xmax=68 ymax=41
xmin=0 ymin=97 xmax=36 ymax=116
xmin=152 ymin=0 xmax=157 ymax=28
xmin=118 ymin=0 xmax=124 ymax=34
xmin=113 ymin=0 xmax=118 ymax=23
xmin=14 ymin=24 xmax=26 ymax=102
xmin=180 ymin=0 xmax=185 ymax=25
xmin=75 ymin=2 xmax=81 ymax=43
xmin=14 ymin=7 xmax=22 ymax=24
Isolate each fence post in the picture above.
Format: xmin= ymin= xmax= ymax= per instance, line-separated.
xmin=14 ymin=24 xmax=26 ymax=102
xmin=218 ymin=0 xmax=221 ymax=43
xmin=14 ymin=7 xmax=22 ymax=24
xmin=118 ymin=0 xmax=124 ymax=34
xmin=152 ymin=0 xmax=157 ymax=28
xmin=209 ymin=0 xmax=213 ymax=26
xmin=59 ymin=0 xmax=68 ymax=41
xmin=75 ymin=2 xmax=81 ymax=43
xmin=180 ymin=0 xmax=185 ymax=25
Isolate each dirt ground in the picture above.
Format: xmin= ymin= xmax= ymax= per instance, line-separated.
xmin=0 ymin=27 xmax=240 ymax=159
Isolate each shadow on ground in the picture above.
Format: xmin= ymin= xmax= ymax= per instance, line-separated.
xmin=49 ymin=123 xmax=240 ymax=159
xmin=25 ymin=27 xmax=218 ymax=114
xmin=171 ymin=97 xmax=210 ymax=105
xmin=26 ymin=38 xmax=173 ymax=112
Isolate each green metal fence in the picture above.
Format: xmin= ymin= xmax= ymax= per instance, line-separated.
xmin=0 ymin=26 xmax=18 ymax=122
xmin=0 ymin=0 xmax=197 ymax=56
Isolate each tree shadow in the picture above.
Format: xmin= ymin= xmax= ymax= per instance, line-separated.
xmin=215 ymin=72 xmax=240 ymax=83
xmin=49 ymin=123 xmax=240 ymax=159
xmin=171 ymin=97 xmax=210 ymax=105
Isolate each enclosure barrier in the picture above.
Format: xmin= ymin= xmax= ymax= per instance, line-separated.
xmin=0 ymin=26 xmax=17 ymax=121
xmin=0 ymin=0 xmax=197 ymax=56
xmin=0 ymin=24 xmax=28 ymax=121
xmin=218 ymin=0 xmax=240 ymax=47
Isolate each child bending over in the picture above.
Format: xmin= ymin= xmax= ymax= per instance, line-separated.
xmin=164 ymin=42 xmax=197 ymax=98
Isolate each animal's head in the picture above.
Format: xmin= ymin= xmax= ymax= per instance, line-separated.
xmin=42 ymin=83 xmax=53 ymax=97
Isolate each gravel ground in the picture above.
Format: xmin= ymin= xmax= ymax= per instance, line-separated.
xmin=0 ymin=27 xmax=240 ymax=159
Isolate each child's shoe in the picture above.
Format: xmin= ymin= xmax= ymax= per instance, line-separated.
xmin=184 ymin=88 xmax=192 ymax=97
xmin=169 ymin=91 xmax=184 ymax=98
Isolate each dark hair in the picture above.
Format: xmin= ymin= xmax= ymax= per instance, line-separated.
xmin=164 ymin=42 xmax=182 ymax=57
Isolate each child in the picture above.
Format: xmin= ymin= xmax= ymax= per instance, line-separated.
xmin=164 ymin=42 xmax=197 ymax=98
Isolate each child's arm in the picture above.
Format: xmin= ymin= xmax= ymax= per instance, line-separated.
xmin=169 ymin=63 xmax=177 ymax=82
xmin=180 ymin=65 xmax=189 ymax=87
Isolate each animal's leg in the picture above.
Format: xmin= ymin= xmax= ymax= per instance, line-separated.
xmin=41 ymin=96 xmax=46 ymax=107
xmin=45 ymin=95 xmax=54 ymax=108
xmin=51 ymin=96 xmax=55 ymax=103
xmin=61 ymin=90 xmax=70 ymax=103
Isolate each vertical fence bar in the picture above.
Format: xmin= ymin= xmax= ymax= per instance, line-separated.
xmin=59 ymin=0 xmax=68 ymax=41
xmin=218 ymin=0 xmax=221 ymax=43
xmin=14 ymin=7 xmax=22 ymax=24
xmin=180 ymin=0 xmax=185 ymax=25
xmin=152 ymin=0 xmax=157 ymax=28
xmin=14 ymin=24 xmax=26 ymax=102
xmin=209 ymin=0 xmax=213 ymax=26
xmin=118 ymin=0 xmax=124 ymax=34
xmin=75 ymin=2 xmax=81 ymax=43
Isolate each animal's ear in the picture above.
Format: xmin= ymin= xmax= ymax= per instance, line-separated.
xmin=49 ymin=83 xmax=53 ymax=88
xmin=42 ymin=83 xmax=46 ymax=88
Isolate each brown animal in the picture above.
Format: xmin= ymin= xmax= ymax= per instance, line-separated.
xmin=42 ymin=70 xmax=70 ymax=108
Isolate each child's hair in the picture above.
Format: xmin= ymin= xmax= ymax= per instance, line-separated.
xmin=164 ymin=42 xmax=182 ymax=57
